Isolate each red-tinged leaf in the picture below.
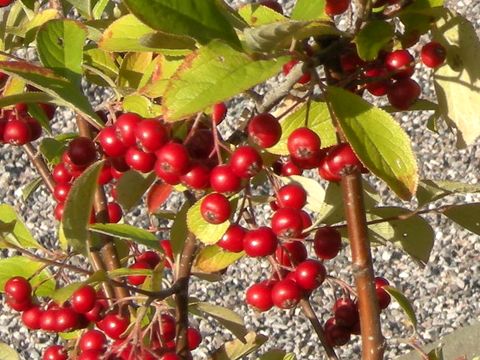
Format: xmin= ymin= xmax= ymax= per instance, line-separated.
xmin=147 ymin=182 xmax=173 ymax=213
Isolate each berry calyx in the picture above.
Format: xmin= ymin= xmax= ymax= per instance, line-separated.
xmin=200 ymin=193 xmax=231 ymax=224
xmin=155 ymin=142 xmax=191 ymax=176
xmin=287 ymin=128 xmax=321 ymax=160
xmin=271 ymin=207 xmax=304 ymax=238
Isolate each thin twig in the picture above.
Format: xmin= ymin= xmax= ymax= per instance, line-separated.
xmin=23 ymin=143 xmax=55 ymax=193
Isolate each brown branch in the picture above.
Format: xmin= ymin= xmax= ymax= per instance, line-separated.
xmin=23 ymin=143 xmax=55 ymax=194
xmin=341 ymin=173 xmax=385 ymax=360
xmin=48 ymin=0 xmax=63 ymax=13
xmin=354 ymin=0 xmax=373 ymax=33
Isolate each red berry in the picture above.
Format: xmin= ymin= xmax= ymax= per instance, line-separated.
xmin=3 ymin=119 xmax=31 ymax=145
xmin=313 ymin=226 xmax=342 ymax=259
xmin=200 ymin=193 xmax=231 ymax=224
xmin=210 ymin=164 xmax=242 ymax=193
xmin=181 ymin=163 xmax=211 ymax=190
xmin=294 ymin=259 xmax=326 ymax=290
xmin=333 ymin=298 xmax=359 ymax=328
xmin=84 ymin=301 xmax=106 ymax=323
xmin=212 ymin=102 xmax=227 ymax=125
xmin=324 ymin=318 xmax=351 ymax=347
xmin=161 ymin=353 xmax=180 ymax=360
xmin=159 ymin=313 xmax=176 ymax=342
xmin=127 ymin=261 xmax=151 ymax=285
xmin=25 ymin=116 xmax=42 ymax=141
xmin=271 ymin=207 xmax=304 ymax=238
xmin=243 ymin=227 xmax=278 ymax=257
xmin=97 ymin=313 xmax=129 ymax=339
xmin=111 ymin=156 xmax=130 ymax=173
xmin=375 ymin=277 xmax=391 ymax=309
xmin=52 ymin=163 xmax=73 ymax=184
xmin=4 ymin=276 xmax=32 ymax=303
xmin=22 ymin=305 xmax=44 ymax=330
xmin=246 ymin=281 xmax=274 ymax=312
xmin=79 ymin=329 xmax=107 ymax=352
xmin=271 ymin=279 xmax=302 ymax=309
xmin=385 ymin=49 xmax=415 ymax=79
xmin=274 ymin=241 xmax=308 ymax=267
xmin=155 ymin=165 xmax=181 ymax=185
xmin=98 ymin=163 xmax=113 ymax=185
xmin=247 ymin=113 xmax=281 ymax=148
xmin=53 ymin=183 xmax=71 ymax=203
xmin=325 ymin=0 xmax=350 ymax=16
xmin=160 ymin=240 xmax=174 ymax=268
xmin=39 ymin=103 xmax=56 ymax=120
xmin=107 ymin=202 xmax=123 ymax=223
xmin=125 ymin=146 xmax=156 ymax=173
xmin=318 ymin=157 xmax=342 ymax=182
xmin=115 ymin=113 xmax=142 ymax=147
xmin=55 ymin=307 xmax=79 ymax=332
xmin=287 ymin=128 xmax=321 ymax=160
xmin=364 ymin=67 xmax=391 ymax=97
xmin=135 ymin=119 xmax=168 ymax=152
xmin=0 ymin=0 xmax=14 ymax=8
xmin=78 ymin=350 xmax=103 ymax=360
xmin=54 ymin=203 xmax=65 ymax=221
xmin=187 ymin=327 xmax=202 ymax=350
xmin=40 ymin=309 xmax=59 ymax=331
xmin=229 ymin=145 xmax=263 ymax=178
xmin=421 ymin=41 xmax=446 ymax=68
xmin=98 ymin=126 xmax=127 ymax=157
xmin=259 ymin=0 xmax=283 ymax=14
xmin=67 ymin=137 xmax=97 ymax=166
xmin=43 ymin=345 xmax=67 ymax=360
xmin=277 ymin=183 xmax=307 ymax=209
xmin=282 ymin=60 xmax=311 ymax=84
xmin=326 ymin=143 xmax=363 ymax=176
xmin=218 ymin=224 xmax=246 ymax=253
xmin=155 ymin=142 xmax=190 ymax=176
xmin=387 ymin=78 xmax=421 ymax=110
xmin=340 ymin=52 xmax=364 ymax=73
xmin=137 ymin=251 xmax=161 ymax=269
xmin=7 ymin=298 xmax=32 ymax=311
xmin=71 ymin=285 xmax=97 ymax=314
xmin=281 ymin=160 xmax=302 ymax=176
xmin=291 ymin=149 xmax=324 ymax=169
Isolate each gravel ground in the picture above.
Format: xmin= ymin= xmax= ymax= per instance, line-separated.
xmin=1 ymin=1 xmax=479 ymax=359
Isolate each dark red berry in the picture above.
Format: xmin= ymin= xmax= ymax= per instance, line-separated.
xmin=313 ymin=226 xmax=342 ymax=259
xmin=271 ymin=279 xmax=302 ymax=309
xmin=218 ymin=224 xmax=246 ymax=253
xmin=98 ymin=163 xmax=113 ymax=185
xmin=67 ymin=137 xmax=97 ymax=166
xmin=287 ymin=128 xmax=321 ymax=160
xmin=333 ymin=298 xmax=359 ymax=328
xmin=0 ymin=0 xmax=14 ymax=8
xmin=187 ymin=327 xmax=202 ymax=350
xmin=3 ymin=119 xmax=31 ymax=145
xmin=421 ymin=41 xmax=446 ymax=68
xmin=25 ymin=116 xmax=42 ymax=141
xmin=7 ymin=298 xmax=32 ymax=311
xmin=159 ymin=313 xmax=176 ymax=342
xmin=364 ymin=67 xmax=391 ymax=97
xmin=247 ymin=113 xmax=281 ymax=148
xmin=160 ymin=240 xmax=174 ymax=269
xmin=294 ymin=259 xmax=326 ymax=290
xmin=375 ymin=277 xmax=391 ymax=309
xmin=137 ymin=251 xmax=161 ymax=269
xmin=181 ymin=163 xmax=210 ymax=190
xmin=387 ymin=78 xmax=421 ymax=110
xmin=53 ymin=183 xmax=71 ymax=202
xmin=210 ymin=164 xmax=242 ymax=193
xmin=71 ymin=285 xmax=97 ymax=314
xmin=318 ymin=157 xmax=342 ymax=182
xmin=385 ymin=49 xmax=415 ymax=79
xmin=55 ymin=307 xmax=79 ymax=332
xmin=281 ymin=160 xmax=302 ymax=176
xmin=125 ymin=146 xmax=156 ymax=173
xmin=260 ymin=0 xmax=283 ymax=14
xmin=107 ymin=202 xmax=123 ymax=223
xmin=325 ymin=0 xmax=350 ymax=16
xmin=212 ymin=102 xmax=227 ymax=125
xmin=274 ymin=241 xmax=308 ymax=267
xmin=115 ymin=113 xmax=142 ymax=147
xmin=229 ymin=145 xmax=263 ymax=178
xmin=243 ymin=227 xmax=278 ymax=257
xmin=340 ymin=52 xmax=364 ymax=73
xmin=127 ymin=261 xmax=151 ymax=285
xmin=326 ymin=143 xmax=363 ymax=176
xmin=54 ymin=203 xmax=65 ymax=221
xmin=200 ymin=193 xmax=231 ymax=224
xmin=245 ymin=281 xmax=275 ymax=312
xmin=324 ymin=318 xmax=351 ymax=347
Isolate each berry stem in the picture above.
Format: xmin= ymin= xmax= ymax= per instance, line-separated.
xmin=341 ymin=173 xmax=385 ymax=360
xmin=23 ymin=143 xmax=55 ymax=193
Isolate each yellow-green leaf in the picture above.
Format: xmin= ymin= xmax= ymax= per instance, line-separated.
xmin=194 ymin=245 xmax=244 ymax=272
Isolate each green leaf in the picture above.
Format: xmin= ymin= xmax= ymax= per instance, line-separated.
xmin=22 ymin=177 xmax=42 ymax=202
xmin=50 ymin=281 xmax=84 ymax=305
xmin=27 ymin=103 xmax=52 ymax=133
xmin=89 ymin=223 xmax=161 ymax=249
xmin=258 ymin=350 xmax=296 ymax=360
xmin=327 ymin=86 xmax=418 ymax=200
xmin=0 ymin=343 xmax=20 ymax=360
xmin=244 ymin=20 xmax=339 ymax=52
xmin=0 ymin=61 xmax=102 ymax=128
xmin=443 ymin=203 xmax=480 ymax=235
xmin=139 ymin=55 xmax=183 ymax=98
xmin=116 ymin=171 xmax=156 ymax=211
xmin=0 ymin=92 xmax=54 ymax=108
xmin=170 ymin=202 xmax=189 ymax=256
xmin=123 ymin=95 xmax=163 ymax=118
xmin=278 ymin=175 xmax=325 ymax=213
xmin=3 ymin=76 xmax=26 ymax=96
xmin=209 ymin=332 xmax=268 ymax=360
xmin=0 ymin=256 xmax=55 ymax=297
xmin=267 ymin=101 xmax=336 ymax=155
xmin=107 ymin=267 xmax=153 ymax=278
xmin=369 ymin=207 xmax=434 ymax=264
xmin=384 ymin=286 xmax=417 ymax=329
xmin=238 ymin=4 xmax=287 ymax=26
xmin=194 ymin=245 xmax=244 ymax=273
xmin=9 ymin=9 xmax=59 ymax=42
xmin=381 ymin=99 xmax=438 ymax=114
xmin=291 ymin=0 xmax=327 ymax=21
xmin=163 ymin=40 xmax=289 ymax=121
xmin=39 ymin=138 xmax=66 ymax=164
xmin=416 ymin=179 xmax=480 ymax=206
xmin=187 ymin=196 xmax=231 ymax=245
xmin=354 ymin=20 xmax=394 ymax=61
xmin=36 ymin=19 xmax=87 ymax=85
xmin=84 ymin=48 xmax=118 ymax=79
xmin=190 ymin=302 xmax=247 ymax=340
xmin=118 ymin=52 xmax=153 ymax=90
xmin=139 ymin=32 xmax=196 ymax=53
xmin=433 ymin=12 xmax=480 ymax=148
xmin=62 ymin=161 xmax=104 ymax=253
xmin=62 ymin=0 xmax=91 ymax=18
xmin=0 ymin=204 xmax=42 ymax=249
xmin=123 ymin=0 xmax=240 ymax=47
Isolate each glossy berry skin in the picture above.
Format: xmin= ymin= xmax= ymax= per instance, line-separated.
xmin=229 ymin=145 xmax=263 ymax=178
xmin=71 ymin=285 xmax=97 ymax=314
xmin=212 ymin=102 xmax=227 ymax=125
xmin=40 ymin=309 xmax=59 ymax=331
xmin=115 ymin=113 xmax=142 ymax=147
xmin=364 ymin=67 xmax=391 ymax=97
xmin=156 ymin=165 xmax=181 ymax=185
xmin=181 ymin=163 xmax=210 ymax=190
xmin=421 ymin=41 xmax=446 ymax=68
xmin=52 ymin=163 xmax=72 ymax=184
xmin=375 ymin=277 xmax=391 ymax=309
xmin=277 ymin=183 xmax=307 ymax=209
xmin=324 ymin=318 xmax=351 ymax=347
xmin=294 ymin=259 xmax=326 ymax=290
xmin=155 ymin=142 xmax=190 ymax=176
xmin=79 ymin=329 xmax=107 ymax=352
xmin=3 ymin=119 xmax=31 ymax=145
xmin=107 ymin=202 xmax=123 ymax=223
xmin=42 ymin=345 xmax=67 ymax=360
xmin=98 ymin=163 xmax=113 ymax=185
xmin=271 ymin=207 xmax=304 ymax=238
xmin=55 ymin=307 xmax=79 ymax=332
xmin=78 ymin=350 xmax=103 ymax=360
xmin=200 ymin=193 xmax=231 ymax=224
xmin=271 ymin=279 xmax=302 ymax=309
xmin=53 ymin=183 xmax=71 ymax=203
xmin=21 ymin=305 xmax=43 ymax=330
xmin=387 ymin=78 xmax=421 ymax=110
xmin=97 ymin=313 xmax=129 ymax=340
xmin=245 ymin=281 xmax=274 ymax=312
xmin=67 ymin=137 xmax=97 ymax=166
xmin=54 ymin=203 xmax=65 ymax=221
xmin=161 ymin=354 xmax=181 ymax=360
xmin=281 ymin=160 xmax=302 ymax=176
xmin=282 ymin=60 xmax=311 ymax=84
xmin=327 ymin=143 xmax=363 ymax=176
xmin=125 ymin=146 xmax=156 ymax=173
xmin=210 ymin=164 xmax=242 ymax=193
xmin=292 ymin=150 xmax=324 ymax=170
xmin=98 ymin=126 xmax=127 ymax=157
xmin=313 ymin=226 xmax=342 ymax=259
xmin=333 ymin=298 xmax=359 ymax=327
xmin=218 ymin=224 xmax=246 ymax=253
xmin=274 ymin=241 xmax=308 ymax=267
xmin=135 ymin=119 xmax=168 ymax=152
xmin=7 ymin=298 xmax=32 ymax=311
xmin=260 ymin=0 xmax=283 ymax=14
xmin=243 ymin=227 xmax=278 ymax=257
xmin=247 ymin=113 xmax=281 ymax=148
xmin=4 ymin=276 xmax=31 ymax=303
xmin=159 ymin=313 xmax=176 ymax=342
xmin=385 ymin=50 xmax=415 ymax=79
xmin=287 ymin=128 xmax=321 ymax=160
xmin=84 ymin=301 xmax=106 ymax=323
xmin=137 ymin=250 xmax=161 ymax=269
xmin=127 ymin=261 xmax=151 ymax=285
xmin=187 ymin=327 xmax=202 ymax=350
xmin=318 ymin=157 xmax=342 ymax=182
xmin=325 ymin=0 xmax=350 ymax=16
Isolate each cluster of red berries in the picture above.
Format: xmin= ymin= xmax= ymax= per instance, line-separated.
xmin=4 ymin=277 xmax=201 ymax=359
xmin=126 ymin=244 xmax=174 ymax=286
